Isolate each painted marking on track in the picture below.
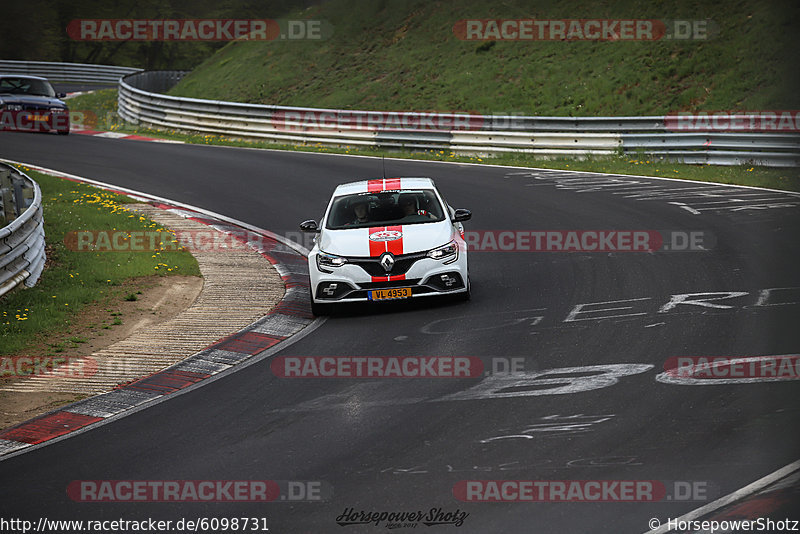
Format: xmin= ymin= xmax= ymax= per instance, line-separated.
xmin=384 ymin=456 xmax=643 ymax=476
xmin=645 ymin=459 xmax=800 ymax=533
xmin=567 ymin=456 xmax=642 ymax=468
xmin=437 ymin=364 xmax=653 ymax=401
xmin=420 ymin=287 xmax=800 ymax=335
xmin=509 ymin=171 xmax=800 ymax=215
xmin=479 ymin=414 xmax=615 ymax=442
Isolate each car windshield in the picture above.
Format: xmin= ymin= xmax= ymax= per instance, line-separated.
xmin=326 ymin=190 xmax=446 ymax=229
xmin=0 ymin=77 xmax=56 ymax=97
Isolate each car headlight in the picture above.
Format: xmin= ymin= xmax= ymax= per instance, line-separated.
xmin=6 ymin=104 xmax=23 ymax=111
xmin=427 ymin=240 xmax=458 ymax=261
xmin=49 ymin=107 xmax=67 ymax=113
xmin=316 ymin=251 xmax=347 ymax=270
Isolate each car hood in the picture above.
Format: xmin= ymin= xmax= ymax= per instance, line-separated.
xmin=318 ymin=220 xmax=455 ymax=257
xmin=0 ymin=94 xmax=67 ymax=108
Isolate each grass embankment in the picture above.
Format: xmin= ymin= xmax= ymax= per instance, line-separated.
xmin=171 ymin=0 xmax=800 ymax=114
xmin=0 ymin=167 xmax=200 ymax=355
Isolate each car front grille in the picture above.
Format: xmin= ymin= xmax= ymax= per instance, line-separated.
xmin=347 ymin=252 xmax=427 ymax=277
xmin=357 ymin=278 xmax=422 ymax=289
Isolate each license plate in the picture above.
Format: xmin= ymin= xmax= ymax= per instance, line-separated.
xmin=369 ymin=287 xmax=412 ymax=301
xmin=27 ymin=114 xmax=48 ymax=121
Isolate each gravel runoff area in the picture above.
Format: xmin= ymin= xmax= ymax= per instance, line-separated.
xmin=0 ymin=203 xmax=285 ymax=397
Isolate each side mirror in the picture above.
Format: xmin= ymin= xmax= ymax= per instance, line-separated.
xmin=300 ymin=219 xmax=320 ymax=233
xmin=56 ymin=92 xmax=67 ymax=98
xmin=453 ymin=209 xmax=471 ymax=222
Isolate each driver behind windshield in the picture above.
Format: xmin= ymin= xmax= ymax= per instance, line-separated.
xmin=399 ymin=193 xmax=435 ymax=219
xmin=344 ymin=198 xmax=370 ymax=226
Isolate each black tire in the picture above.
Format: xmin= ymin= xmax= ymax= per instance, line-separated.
xmin=455 ymin=277 xmax=471 ymax=302
xmin=311 ymin=300 xmax=332 ymax=316
xmin=57 ymin=129 xmax=70 ymax=135
xmin=309 ymin=288 xmax=334 ymax=316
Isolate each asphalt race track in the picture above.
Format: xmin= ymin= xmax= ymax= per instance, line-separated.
xmin=1 ymin=130 xmax=799 ymax=533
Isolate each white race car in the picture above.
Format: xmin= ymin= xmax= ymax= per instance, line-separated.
xmin=301 ymin=177 xmax=471 ymax=315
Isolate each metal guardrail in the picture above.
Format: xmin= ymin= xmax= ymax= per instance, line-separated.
xmin=2 ymin=61 xmax=797 ymax=165
xmin=0 ymin=60 xmax=141 ymax=85
xmin=117 ymin=71 xmax=800 ymax=167
xmin=0 ymin=163 xmax=46 ymax=298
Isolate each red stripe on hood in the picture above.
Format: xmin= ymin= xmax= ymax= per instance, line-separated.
xmin=384 ymin=225 xmax=403 ymax=255
xmin=367 ymin=225 xmax=405 ymax=282
xmin=368 ymin=226 xmax=386 ymax=257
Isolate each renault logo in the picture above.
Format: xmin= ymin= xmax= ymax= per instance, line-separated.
xmin=379 ymin=253 xmax=395 ymax=273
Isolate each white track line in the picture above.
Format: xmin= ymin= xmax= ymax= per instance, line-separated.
xmin=646 ymin=459 xmax=800 ymax=533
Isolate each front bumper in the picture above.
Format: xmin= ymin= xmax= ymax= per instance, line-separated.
xmin=309 ymin=254 xmax=469 ymax=303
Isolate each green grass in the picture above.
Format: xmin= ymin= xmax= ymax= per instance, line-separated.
xmin=0 ymin=168 xmax=200 ymax=355
xmin=168 ymin=0 xmax=799 ymax=115
xmin=69 ymin=88 xmax=124 ymax=132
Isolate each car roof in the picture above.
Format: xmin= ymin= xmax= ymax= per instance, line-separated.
xmin=333 ymin=177 xmax=436 ymax=196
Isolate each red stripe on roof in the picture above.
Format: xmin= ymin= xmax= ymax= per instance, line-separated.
xmin=384 ymin=178 xmax=402 ymax=190
xmin=367 ymin=179 xmax=384 ymax=192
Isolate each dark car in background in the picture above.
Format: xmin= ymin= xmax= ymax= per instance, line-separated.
xmin=0 ymin=75 xmax=70 ymax=135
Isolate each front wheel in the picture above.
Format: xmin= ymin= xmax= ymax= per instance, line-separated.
xmin=309 ymin=288 xmax=334 ymax=316
xmin=455 ymin=276 xmax=471 ymax=302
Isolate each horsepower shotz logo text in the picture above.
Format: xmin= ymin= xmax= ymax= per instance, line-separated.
xmin=336 ymin=507 xmax=469 ymax=527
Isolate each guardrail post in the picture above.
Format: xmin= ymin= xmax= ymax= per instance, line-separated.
xmin=1 ymin=168 xmax=14 ymax=223
xmin=12 ymin=176 xmax=26 ymax=218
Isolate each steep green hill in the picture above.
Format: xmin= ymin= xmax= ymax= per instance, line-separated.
xmin=169 ymin=0 xmax=799 ymax=115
